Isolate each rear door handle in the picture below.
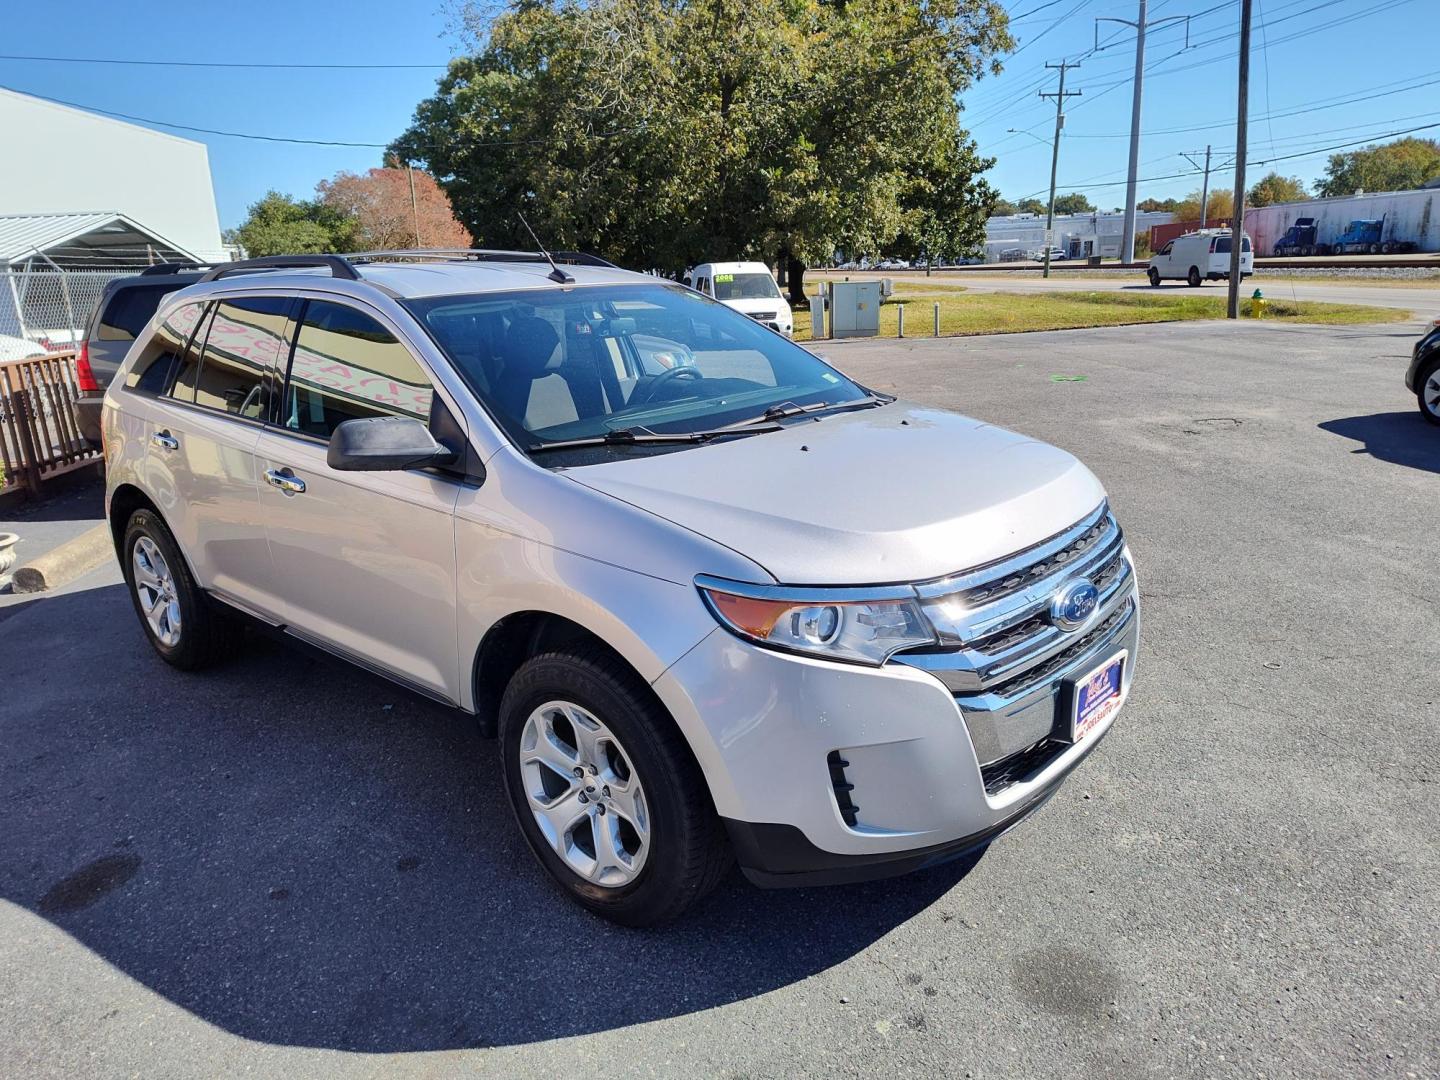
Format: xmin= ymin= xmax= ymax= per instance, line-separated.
xmin=264 ymin=468 xmax=306 ymax=496
xmin=151 ymin=430 xmax=179 ymax=452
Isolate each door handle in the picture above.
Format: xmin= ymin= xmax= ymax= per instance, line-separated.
xmin=151 ymin=430 xmax=179 ymax=452
xmin=264 ymin=468 xmax=307 ymax=495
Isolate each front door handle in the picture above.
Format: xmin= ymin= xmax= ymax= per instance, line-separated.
xmin=151 ymin=430 xmax=179 ymax=452
xmin=264 ymin=468 xmax=306 ymax=496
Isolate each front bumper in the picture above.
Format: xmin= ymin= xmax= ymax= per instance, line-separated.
xmin=652 ymin=583 xmax=1138 ymax=886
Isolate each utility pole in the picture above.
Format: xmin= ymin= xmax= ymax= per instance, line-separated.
xmin=1181 ymin=146 xmax=1213 ymax=229
xmin=1039 ymin=60 xmax=1082 ymax=279
xmin=406 ymin=163 xmax=421 ymax=248
xmin=1097 ymin=5 xmax=1190 ymax=264
xmin=1227 ymin=0 xmax=1253 ymax=320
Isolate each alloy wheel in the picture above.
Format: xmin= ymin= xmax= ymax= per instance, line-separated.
xmin=132 ymin=536 xmax=181 ymax=647
xmin=519 ymin=700 xmax=651 ymax=887
xmin=1424 ymin=369 xmax=1440 ymax=419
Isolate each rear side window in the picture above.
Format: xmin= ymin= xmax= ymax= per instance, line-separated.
xmin=98 ymin=284 xmax=182 ymax=342
xmin=124 ymin=301 xmax=206 ymax=394
xmin=168 ymin=305 xmax=217 ymax=403
xmin=282 ymin=300 xmax=434 ymax=439
xmin=189 ymin=297 xmax=295 ymax=421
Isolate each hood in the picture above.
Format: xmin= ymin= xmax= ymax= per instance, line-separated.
xmin=720 ymin=297 xmax=787 ymax=317
xmin=565 ymin=402 xmax=1106 ymax=585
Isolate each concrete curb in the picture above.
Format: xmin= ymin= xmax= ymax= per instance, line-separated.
xmin=10 ymin=523 xmax=114 ymax=594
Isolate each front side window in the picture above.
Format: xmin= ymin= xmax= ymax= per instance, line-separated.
xmin=283 ymin=300 xmax=434 ymax=439
xmin=1159 ymin=242 xmax=1173 ymax=255
xmin=712 ymin=272 xmax=780 ymax=301
xmin=126 ymin=301 xmax=206 ymax=394
xmin=406 ymin=283 xmax=868 ymax=454
xmin=190 ymin=297 xmax=295 ymax=421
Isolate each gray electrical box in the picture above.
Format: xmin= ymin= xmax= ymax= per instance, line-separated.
xmin=829 ymin=281 xmax=882 ymax=338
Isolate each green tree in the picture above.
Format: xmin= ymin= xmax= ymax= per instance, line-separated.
xmin=1138 ymin=196 xmax=1179 ymax=213
xmin=233 ymin=192 xmax=355 ymax=257
xmin=1316 ymin=137 xmax=1440 ymax=197
xmin=1247 ymin=172 xmax=1307 ymax=207
xmin=1014 ymin=197 xmax=1047 ymax=215
xmin=989 ymin=197 xmax=1018 ymax=216
xmin=392 ymin=0 xmax=1012 ymax=300
xmin=1050 ymin=192 xmax=1093 ymax=215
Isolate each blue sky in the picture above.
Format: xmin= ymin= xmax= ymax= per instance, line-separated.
xmin=3 ymin=0 xmax=1436 ymax=229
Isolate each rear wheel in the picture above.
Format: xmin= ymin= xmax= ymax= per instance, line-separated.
xmin=1147 ymin=267 xmax=1161 ymax=287
xmin=1417 ymin=358 xmax=1440 ymax=427
xmin=122 ymin=509 xmax=238 ymax=669
xmin=1187 ymin=266 xmax=1202 ymax=287
xmin=499 ymin=646 xmax=731 ymax=926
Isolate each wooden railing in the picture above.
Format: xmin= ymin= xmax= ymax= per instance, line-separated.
xmin=0 ymin=351 xmax=100 ymax=497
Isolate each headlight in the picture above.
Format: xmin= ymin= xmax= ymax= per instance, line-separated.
xmin=697 ymin=580 xmax=936 ymax=665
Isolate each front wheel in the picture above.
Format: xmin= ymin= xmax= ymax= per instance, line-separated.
xmin=1418 ymin=358 xmax=1440 ymax=427
xmin=1187 ymin=266 xmax=1202 ymax=287
xmin=499 ymin=647 xmax=731 ymax=926
xmin=1147 ymin=267 xmax=1161 ymax=287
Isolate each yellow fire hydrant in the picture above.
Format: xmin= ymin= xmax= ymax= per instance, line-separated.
xmin=1250 ymin=287 xmax=1266 ymax=318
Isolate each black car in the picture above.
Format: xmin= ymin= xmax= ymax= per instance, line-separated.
xmin=1406 ymin=317 xmax=1440 ymax=427
xmin=75 ymin=263 xmax=215 ymax=445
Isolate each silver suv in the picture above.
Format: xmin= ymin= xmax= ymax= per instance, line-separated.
xmin=103 ymin=251 xmax=1139 ymax=925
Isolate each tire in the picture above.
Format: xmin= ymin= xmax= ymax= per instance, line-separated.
xmin=1417 ymin=357 xmax=1440 ymax=427
xmin=1147 ymin=267 xmax=1161 ymax=287
xmin=121 ymin=509 xmax=239 ymax=670
xmin=498 ymin=646 xmax=731 ymax=926
xmin=1187 ymin=266 xmax=1202 ymax=287
xmin=1301 ymin=245 xmax=1313 ymax=256
xmin=1368 ymin=243 xmax=1380 ymax=255
xmin=1381 ymin=242 xmax=1394 ymax=255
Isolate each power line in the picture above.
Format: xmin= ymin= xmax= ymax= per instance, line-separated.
xmin=0 ymin=52 xmax=449 ymax=70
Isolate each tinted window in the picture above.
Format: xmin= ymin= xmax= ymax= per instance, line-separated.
xmin=125 ymin=301 xmax=206 ymax=394
xmin=283 ymin=301 xmax=433 ymax=439
xmin=168 ymin=304 xmax=216 ymax=403
xmin=190 ymin=297 xmax=294 ymax=421
xmin=99 ymin=284 xmax=183 ymax=342
xmin=406 ymin=283 xmax=867 ymax=448
xmin=712 ymin=272 xmax=781 ymax=301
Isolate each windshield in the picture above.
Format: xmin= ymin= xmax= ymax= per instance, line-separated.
xmin=712 ymin=272 xmax=782 ymax=301
xmin=405 ymin=282 xmax=867 ymax=452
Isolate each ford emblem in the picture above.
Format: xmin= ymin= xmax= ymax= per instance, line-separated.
xmin=1051 ymin=578 xmax=1099 ymax=631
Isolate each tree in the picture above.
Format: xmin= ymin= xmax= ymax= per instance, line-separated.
xmin=1173 ymin=187 xmax=1233 ymax=224
xmin=1138 ymin=196 xmax=1179 ymax=213
xmin=989 ymin=197 xmax=1018 ymax=216
xmin=391 ymin=0 xmax=1012 ymax=301
xmin=1051 ymin=192 xmax=1094 ymax=215
xmin=1247 ymin=172 xmax=1307 ymax=207
xmin=233 ymin=192 xmax=354 ymax=258
xmin=1316 ymin=137 xmax=1440 ymax=197
xmin=317 ymin=166 xmax=472 ymax=250
xmin=1013 ymin=197 xmax=1047 ymax=215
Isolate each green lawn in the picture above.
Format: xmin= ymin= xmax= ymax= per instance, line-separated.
xmin=790 ymin=284 xmax=1408 ymax=341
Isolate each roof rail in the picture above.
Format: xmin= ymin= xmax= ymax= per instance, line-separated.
xmin=198 ymin=255 xmax=361 ymax=283
xmin=347 ymin=249 xmax=619 ymax=269
xmin=138 ymin=261 xmax=214 ymax=276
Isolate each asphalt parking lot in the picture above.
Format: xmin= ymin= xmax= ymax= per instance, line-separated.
xmin=2 ymin=318 xmax=1436 ymax=1079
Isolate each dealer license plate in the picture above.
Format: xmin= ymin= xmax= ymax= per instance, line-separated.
xmin=1071 ymin=650 xmax=1126 ymax=743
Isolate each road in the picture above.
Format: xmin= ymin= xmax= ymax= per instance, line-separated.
xmin=1 ymin=318 xmax=1437 ymax=1078
xmin=816 ymin=268 xmax=1440 ymax=313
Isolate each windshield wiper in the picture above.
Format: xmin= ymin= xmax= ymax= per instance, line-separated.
xmin=528 ymin=422 xmax=782 ymax=454
xmin=718 ymin=393 xmax=893 ymax=431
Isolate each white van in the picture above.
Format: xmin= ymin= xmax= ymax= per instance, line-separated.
xmin=686 ymin=261 xmax=793 ymax=336
xmin=1147 ymin=229 xmax=1253 ymax=287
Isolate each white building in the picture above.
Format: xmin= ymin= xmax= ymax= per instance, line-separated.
xmin=984 ymin=209 xmax=1175 ymax=262
xmin=0 ymin=88 xmax=226 ymax=265
xmin=1242 ymin=187 xmax=1439 ymax=256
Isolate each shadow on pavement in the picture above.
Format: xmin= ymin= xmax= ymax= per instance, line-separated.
xmin=0 ymin=584 xmax=975 ymax=1052
xmin=1319 ymin=411 xmax=1440 ymax=475
xmin=0 ymin=464 xmax=104 ymax=525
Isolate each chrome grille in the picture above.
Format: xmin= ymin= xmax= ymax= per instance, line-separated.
xmin=895 ymin=502 xmax=1134 ymax=699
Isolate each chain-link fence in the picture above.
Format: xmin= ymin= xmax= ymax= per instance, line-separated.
xmin=0 ymin=270 xmax=133 ymax=351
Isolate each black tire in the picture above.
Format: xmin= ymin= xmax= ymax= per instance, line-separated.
xmin=1417 ymin=357 xmax=1440 ymax=427
xmin=1147 ymin=267 xmax=1161 ymax=287
xmin=498 ymin=645 xmax=731 ymax=926
xmin=1187 ymin=266 xmax=1202 ymax=287
xmin=121 ymin=509 xmax=239 ymax=670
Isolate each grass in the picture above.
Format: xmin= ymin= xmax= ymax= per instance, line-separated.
xmin=790 ymin=283 xmax=1408 ymax=341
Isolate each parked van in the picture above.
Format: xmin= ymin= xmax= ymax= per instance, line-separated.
xmin=1147 ymin=230 xmax=1253 ymax=287
xmin=686 ymin=261 xmax=793 ymax=336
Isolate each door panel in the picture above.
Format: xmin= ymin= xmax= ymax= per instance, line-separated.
xmin=257 ymin=298 xmax=462 ymax=701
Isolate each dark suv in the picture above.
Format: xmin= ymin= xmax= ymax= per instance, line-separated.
xmin=76 ymin=264 xmax=213 ymax=445
xmin=1407 ymin=317 xmax=1440 ymax=426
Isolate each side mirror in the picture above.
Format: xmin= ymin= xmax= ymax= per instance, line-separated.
xmin=326 ymin=416 xmax=455 ymax=472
